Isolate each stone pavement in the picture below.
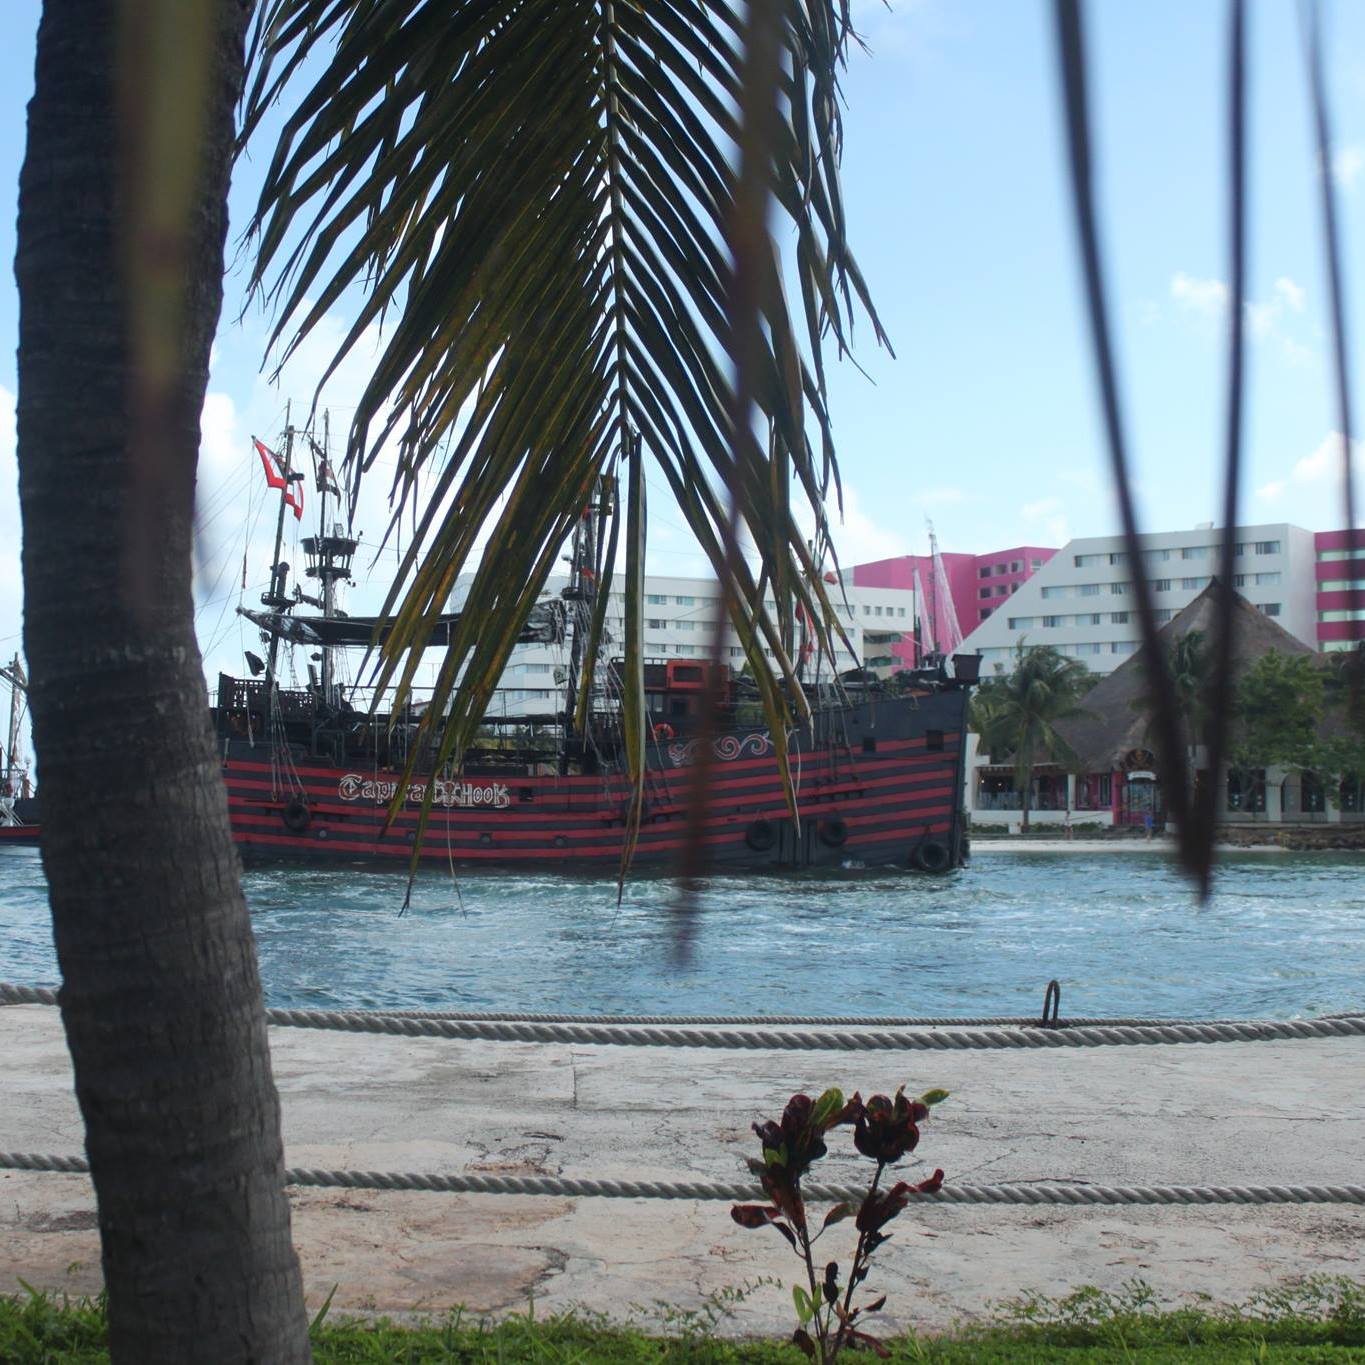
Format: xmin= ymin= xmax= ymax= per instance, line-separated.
xmin=3 ymin=1003 xmax=1362 ymax=1334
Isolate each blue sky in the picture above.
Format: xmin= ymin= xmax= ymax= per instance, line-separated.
xmin=0 ymin=0 xmax=1361 ymax=689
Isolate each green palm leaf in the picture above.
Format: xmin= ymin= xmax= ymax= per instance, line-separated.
xmin=241 ymin=0 xmax=881 ymax=844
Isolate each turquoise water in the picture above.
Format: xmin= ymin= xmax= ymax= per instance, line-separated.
xmin=0 ymin=846 xmax=1361 ymax=1019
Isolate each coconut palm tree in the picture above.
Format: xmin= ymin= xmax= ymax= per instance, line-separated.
xmin=15 ymin=2 xmax=875 ymax=1356
xmin=15 ymin=4 xmax=310 ymax=1361
xmin=970 ymin=643 xmax=1091 ymax=832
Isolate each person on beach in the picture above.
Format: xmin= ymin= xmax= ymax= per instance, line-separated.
xmin=1063 ymin=810 xmax=1073 ymax=840
xmin=1143 ymin=811 xmax=1153 ymax=840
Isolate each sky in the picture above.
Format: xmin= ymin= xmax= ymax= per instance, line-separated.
xmin=0 ymin=0 xmax=1361 ymax=708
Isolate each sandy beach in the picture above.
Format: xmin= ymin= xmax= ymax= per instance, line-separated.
xmin=3 ymin=1002 xmax=1362 ymax=1334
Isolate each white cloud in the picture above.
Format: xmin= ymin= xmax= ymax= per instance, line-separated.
xmin=1169 ymin=271 xmax=1311 ymax=361
xmin=829 ymin=486 xmax=914 ymax=563
xmin=1274 ymin=276 xmax=1306 ymax=312
xmin=1170 ymin=272 xmax=1228 ymax=316
xmin=1256 ymin=431 xmax=1365 ymax=508
xmin=1332 ymin=144 xmax=1364 ymax=191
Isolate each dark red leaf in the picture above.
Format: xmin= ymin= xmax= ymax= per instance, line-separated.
xmin=792 ymin=1328 xmax=816 ymax=1360
xmin=863 ymin=1294 xmax=887 ymax=1314
xmin=822 ymin=1202 xmax=853 ymax=1229
xmin=730 ymin=1203 xmax=779 ymax=1228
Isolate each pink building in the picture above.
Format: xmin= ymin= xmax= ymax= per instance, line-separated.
xmin=1315 ymin=528 xmax=1365 ymax=650
xmin=853 ymin=544 xmax=1057 ymax=666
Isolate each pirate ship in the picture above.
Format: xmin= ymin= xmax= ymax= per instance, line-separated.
xmin=2 ymin=424 xmax=976 ymax=872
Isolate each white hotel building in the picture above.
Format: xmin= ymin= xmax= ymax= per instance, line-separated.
xmin=960 ymin=523 xmax=1317 ymax=675
xmin=452 ymin=572 xmax=920 ymax=718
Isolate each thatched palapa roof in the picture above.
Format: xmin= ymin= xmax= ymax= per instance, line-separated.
xmin=1056 ymin=582 xmax=1313 ymax=774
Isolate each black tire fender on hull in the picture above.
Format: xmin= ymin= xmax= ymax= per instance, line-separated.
xmin=281 ymin=799 xmax=311 ymax=833
xmin=911 ymin=838 xmax=952 ymax=873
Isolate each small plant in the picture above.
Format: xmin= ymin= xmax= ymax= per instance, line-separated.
xmin=730 ymin=1086 xmax=948 ymax=1362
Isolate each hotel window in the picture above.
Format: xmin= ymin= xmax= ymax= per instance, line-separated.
xmin=1031 ymin=558 xmax=1043 ymax=569
xmin=1320 ymin=609 xmax=1365 ymax=622
xmin=1079 ymin=583 xmax=1100 ymax=596
xmin=1152 ymin=578 xmax=1171 ymax=592
xmin=1008 ymin=617 xmax=1034 ymax=629
xmin=1010 ymin=560 xmax=1021 ymax=573
xmin=1259 ymin=602 xmax=1282 ymax=617
xmin=1076 ymin=642 xmax=1103 ymax=656
xmin=1041 ymin=585 xmax=1064 ymax=599
xmin=675 ymin=595 xmax=694 ymax=605
xmin=995 ymin=563 xmax=1007 ymax=574
xmin=995 ymin=584 xmax=1009 ymax=596
xmin=978 ymin=587 xmax=992 ymax=599
xmin=978 ymin=564 xmax=993 ymax=578
xmin=1321 ymin=577 xmax=1365 ymax=591
xmin=1254 ymin=541 xmax=1280 ymax=555
xmin=1111 ymin=582 xmax=1129 ymax=595
xmin=1145 ymin=548 xmax=1172 ymax=562
xmin=676 ymin=620 xmax=695 ymax=631
xmin=980 ymin=608 xmax=992 ymax=621
xmin=1111 ymin=640 xmax=1138 ymax=655
xmin=862 ymin=605 xmax=871 ymax=616
xmin=1180 ymin=576 xmax=1208 ymax=590
xmin=1182 ymin=545 xmax=1209 ymax=560
xmin=1318 ymin=547 xmax=1361 ymax=562
xmin=1111 ymin=611 xmax=1128 ymax=624
xmin=1082 ymin=613 xmax=1102 ymax=625
xmin=1042 ymin=615 xmax=1062 ymax=628
xmin=1153 ymin=608 xmax=1173 ymax=623
xmin=875 ymin=605 xmax=884 ymax=616
xmin=1234 ymin=542 xmax=1248 ymax=556
xmin=1074 ymin=553 xmax=1102 ymax=567
xmin=646 ymin=593 xmax=667 ymax=605
xmin=897 ymin=607 xmax=906 ymax=617
xmin=1233 ymin=574 xmax=1247 ymax=587
xmin=1254 ymin=571 xmax=1281 ymax=585
xmin=646 ymin=618 xmax=667 ymax=629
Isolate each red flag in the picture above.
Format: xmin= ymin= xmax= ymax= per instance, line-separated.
xmin=254 ymin=438 xmax=285 ymax=489
xmin=254 ymin=438 xmax=304 ymax=520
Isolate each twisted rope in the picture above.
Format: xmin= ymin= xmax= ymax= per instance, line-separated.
xmin=4 ymin=983 xmax=1363 ymax=1050
xmin=2 ymin=1153 xmax=1362 ymax=1206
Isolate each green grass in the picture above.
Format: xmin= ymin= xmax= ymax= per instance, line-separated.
xmin=2 ymin=1278 xmax=1363 ymax=1362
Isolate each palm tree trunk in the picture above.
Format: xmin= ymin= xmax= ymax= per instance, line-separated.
xmin=16 ymin=2 xmax=310 ymax=1359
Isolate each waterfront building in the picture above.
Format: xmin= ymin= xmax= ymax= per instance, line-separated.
xmin=966 ymin=584 xmax=1357 ymax=830
xmin=960 ymin=523 xmax=1316 ymax=676
xmin=1315 ymin=527 xmax=1365 ymax=652
xmin=852 ymin=544 xmax=1057 ymax=668
xmin=453 ymin=571 xmax=919 ymax=718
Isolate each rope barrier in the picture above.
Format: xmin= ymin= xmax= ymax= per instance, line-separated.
xmin=4 ymin=984 xmax=1363 ymax=1050
xmin=2 ymin=1152 xmax=1362 ymax=1207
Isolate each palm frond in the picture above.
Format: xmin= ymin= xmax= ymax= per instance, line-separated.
xmin=242 ymin=0 xmax=882 ymax=835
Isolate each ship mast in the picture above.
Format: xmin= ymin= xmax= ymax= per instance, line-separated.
xmin=0 ymin=653 xmax=27 ymax=797
xmin=301 ymin=410 xmax=357 ymax=705
xmin=559 ymin=474 xmax=614 ymax=772
xmin=261 ymin=404 xmax=304 ymax=689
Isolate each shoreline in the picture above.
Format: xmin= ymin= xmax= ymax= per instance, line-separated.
xmin=969 ymin=837 xmax=1290 ymax=854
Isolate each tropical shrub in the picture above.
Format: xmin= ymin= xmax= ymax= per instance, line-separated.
xmin=731 ymin=1087 xmax=948 ymax=1362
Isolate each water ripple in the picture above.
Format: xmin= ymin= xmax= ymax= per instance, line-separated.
xmin=1 ymin=847 xmax=1362 ymax=1018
